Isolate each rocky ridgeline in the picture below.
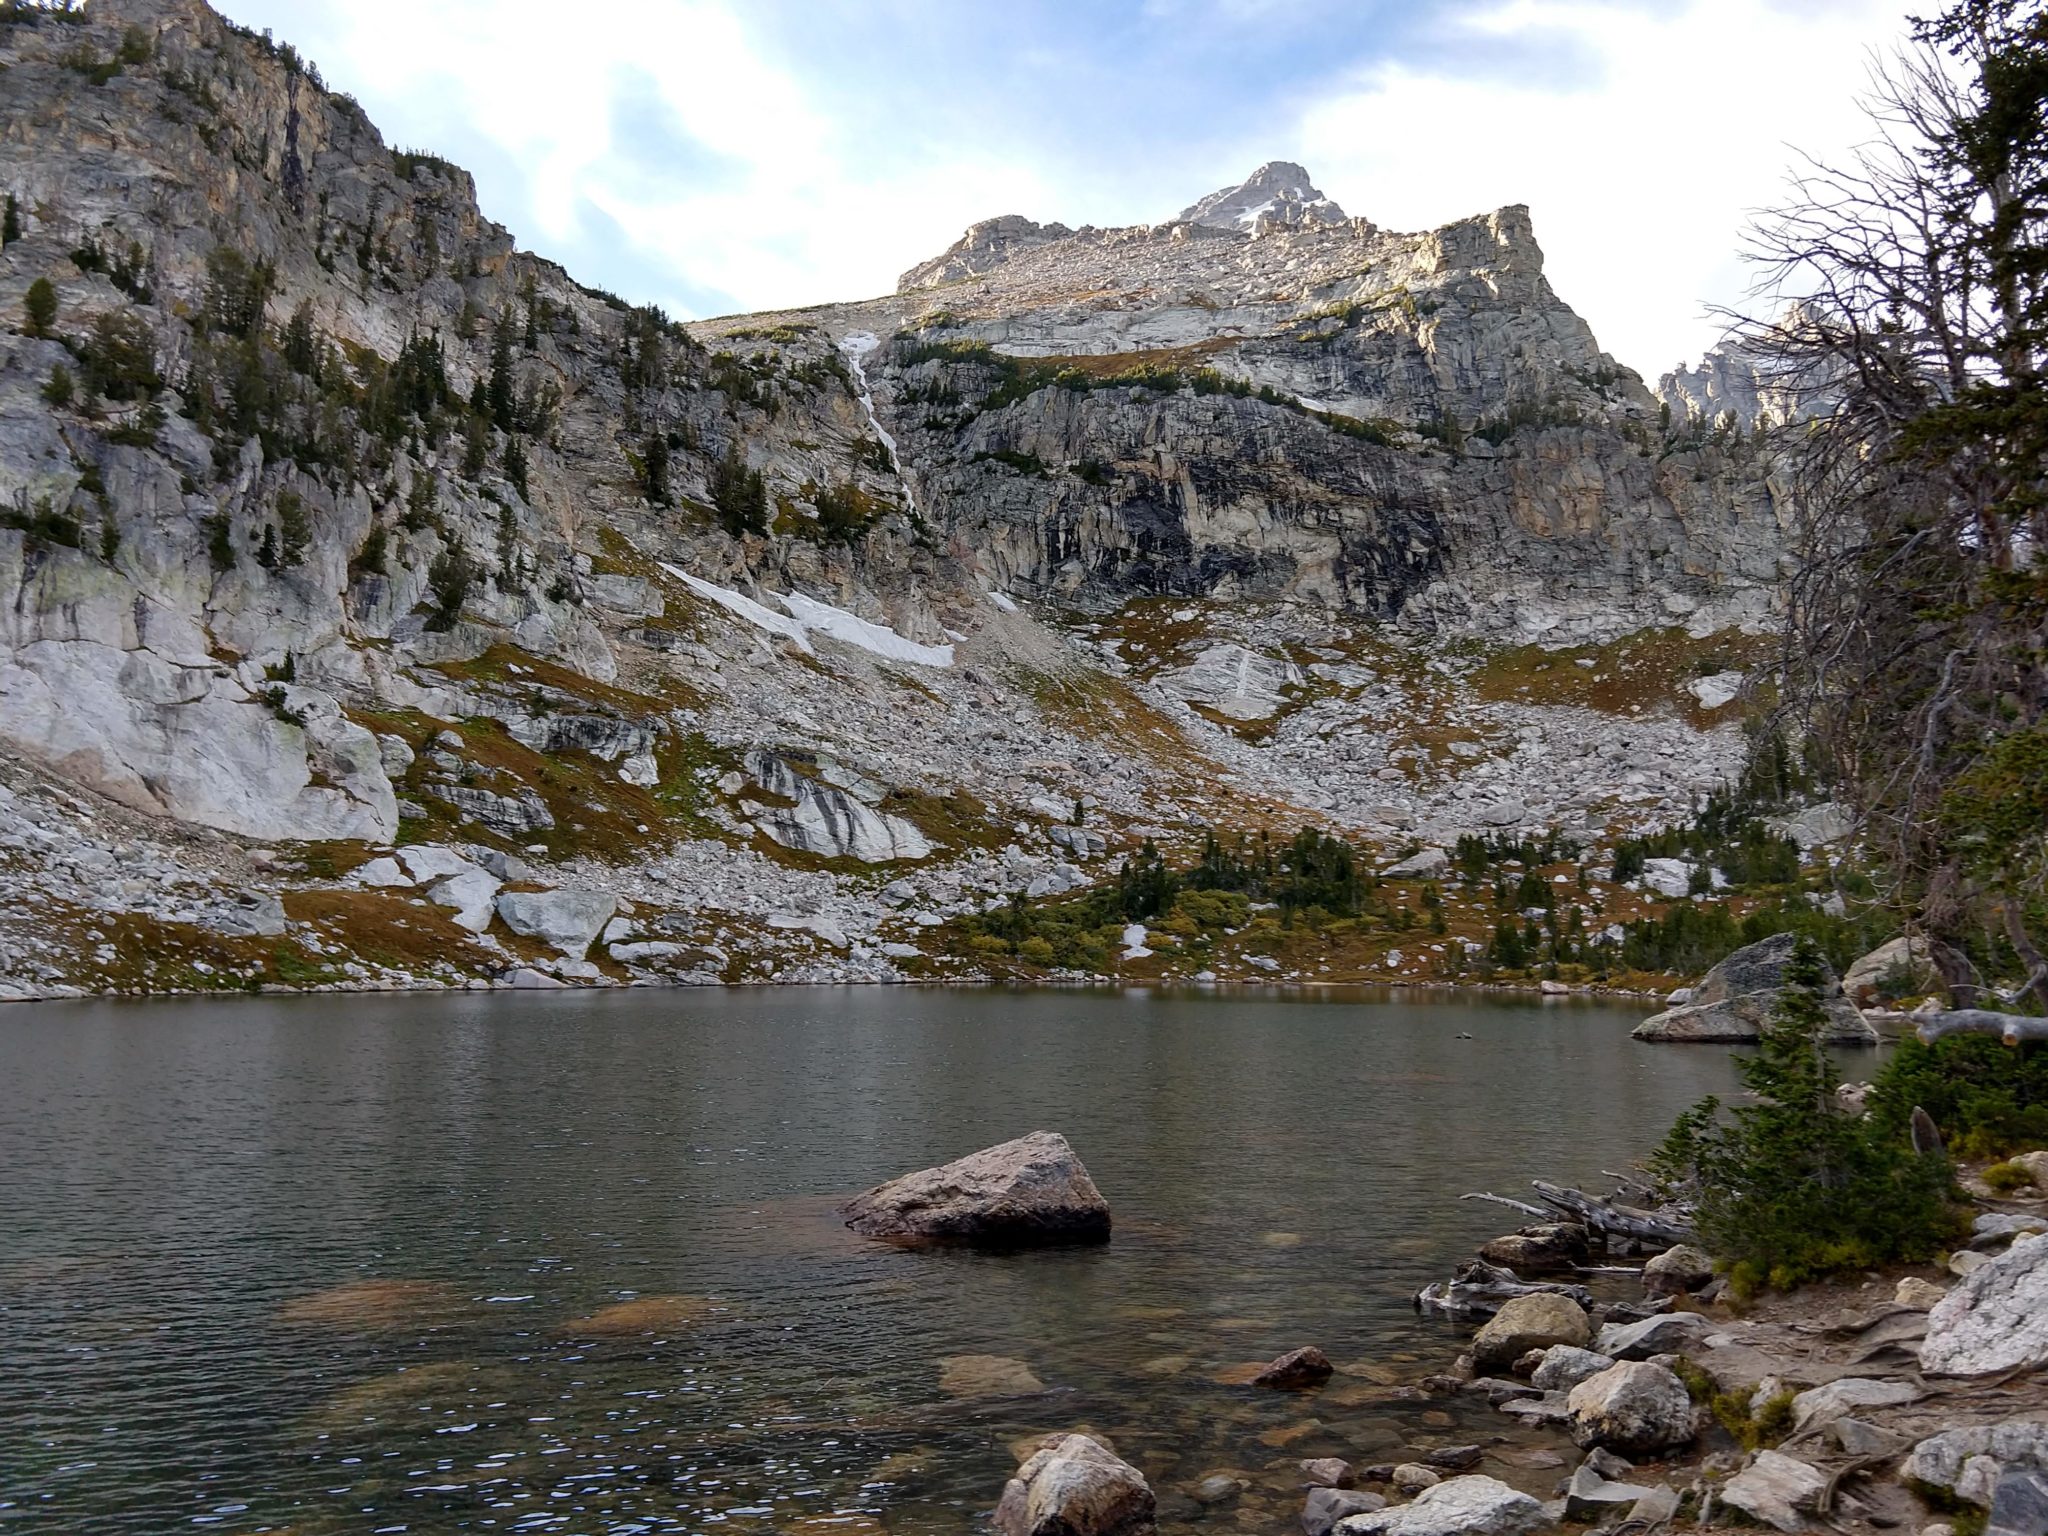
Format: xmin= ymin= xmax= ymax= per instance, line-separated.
xmin=0 ymin=0 xmax=1814 ymax=998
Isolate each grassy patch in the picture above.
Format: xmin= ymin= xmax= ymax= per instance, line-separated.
xmin=1468 ymin=628 xmax=1772 ymax=724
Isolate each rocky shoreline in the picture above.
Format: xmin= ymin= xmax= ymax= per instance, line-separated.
xmin=868 ymin=1135 xmax=2048 ymax=1536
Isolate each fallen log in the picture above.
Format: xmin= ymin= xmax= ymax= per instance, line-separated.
xmin=1415 ymin=1259 xmax=1595 ymax=1318
xmin=1915 ymin=1009 xmax=2048 ymax=1045
xmin=1460 ymin=1191 xmax=1550 ymax=1219
xmin=1531 ymin=1180 xmax=1694 ymax=1247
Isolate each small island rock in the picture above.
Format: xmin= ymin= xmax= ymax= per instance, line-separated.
xmin=1633 ymin=933 xmax=1875 ymax=1043
xmin=842 ymin=1131 xmax=1111 ymax=1247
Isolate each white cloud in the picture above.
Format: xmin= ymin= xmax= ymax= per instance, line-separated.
xmin=248 ymin=0 xmax=1060 ymax=315
xmin=1292 ymin=0 xmax=1913 ymax=374
xmin=241 ymin=0 xmax=1912 ymax=366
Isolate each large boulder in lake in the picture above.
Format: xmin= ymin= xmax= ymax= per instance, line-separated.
xmin=841 ymin=1131 xmax=1111 ymax=1246
xmin=1922 ymin=1233 xmax=2048 ymax=1376
xmin=995 ymin=1433 xmax=1155 ymax=1536
xmin=1632 ymin=933 xmax=1875 ymax=1043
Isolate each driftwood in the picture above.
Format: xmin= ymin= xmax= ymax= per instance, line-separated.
xmin=1460 ymin=1191 xmax=1550 ymax=1219
xmin=1915 ymin=1009 xmax=2048 ymax=1045
xmin=1415 ymin=1259 xmax=1595 ymax=1318
xmin=1532 ymin=1180 xmax=1695 ymax=1247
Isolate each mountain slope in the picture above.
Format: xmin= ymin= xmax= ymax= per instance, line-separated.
xmin=0 ymin=0 xmax=1783 ymax=1000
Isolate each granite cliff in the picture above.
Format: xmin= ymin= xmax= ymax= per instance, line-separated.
xmin=0 ymin=0 xmax=1796 ymax=999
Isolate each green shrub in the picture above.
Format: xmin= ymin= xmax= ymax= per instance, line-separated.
xmin=1983 ymin=1160 xmax=2035 ymax=1195
xmin=42 ymin=362 xmax=74 ymax=407
xmin=425 ymin=537 xmax=474 ymax=631
xmin=1868 ymin=1034 xmax=2048 ymax=1159
xmin=1651 ymin=939 xmax=1965 ymax=1290
xmin=78 ymin=310 xmax=160 ymax=400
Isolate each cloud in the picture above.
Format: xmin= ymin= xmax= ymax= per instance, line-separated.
xmin=1290 ymin=0 xmax=1913 ymax=372
xmin=223 ymin=0 xmax=1913 ymax=369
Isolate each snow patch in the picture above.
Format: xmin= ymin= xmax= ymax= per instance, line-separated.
xmin=1121 ymin=922 xmax=1152 ymax=960
xmin=661 ymin=564 xmax=953 ymax=668
xmin=987 ymin=590 xmax=1018 ymax=613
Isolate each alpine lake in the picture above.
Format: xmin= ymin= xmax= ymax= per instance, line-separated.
xmin=0 ymin=985 xmax=1791 ymax=1535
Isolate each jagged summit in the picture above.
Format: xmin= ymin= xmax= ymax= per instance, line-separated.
xmin=1174 ymin=160 xmax=1346 ymax=233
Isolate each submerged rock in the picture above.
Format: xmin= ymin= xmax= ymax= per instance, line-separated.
xmin=994 ymin=1433 xmax=1155 ymax=1536
xmin=1304 ymin=1487 xmax=1385 ymax=1536
xmin=1632 ymin=933 xmax=1875 ymax=1043
xmin=1253 ymin=1346 xmax=1334 ymax=1389
xmin=841 ymin=1131 xmax=1111 ymax=1246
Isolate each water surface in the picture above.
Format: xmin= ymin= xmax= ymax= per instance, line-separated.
xmin=0 ymin=986 xmax=1744 ymax=1535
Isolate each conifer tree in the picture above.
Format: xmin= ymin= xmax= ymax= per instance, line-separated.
xmin=24 ymin=276 xmax=57 ymax=337
xmin=2 ymin=192 xmax=21 ymax=246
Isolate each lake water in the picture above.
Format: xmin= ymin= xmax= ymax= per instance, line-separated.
xmin=0 ymin=986 xmax=1752 ymax=1536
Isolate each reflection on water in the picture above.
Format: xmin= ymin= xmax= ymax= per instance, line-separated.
xmin=0 ymin=985 xmax=1743 ymax=1534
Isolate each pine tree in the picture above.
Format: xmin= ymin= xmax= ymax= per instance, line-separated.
xmin=641 ymin=432 xmax=669 ymax=505
xmin=2 ymin=193 xmax=21 ymax=246
xmin=24 ymin=276 xmax=57 ymax=337
xmin=1652 ymin=939 xmax=1962 ymax=1290
xmin=487 ymin=308 xmax=514 ymax=431
xmin=504 ymin=434 xmax=529 ymax=500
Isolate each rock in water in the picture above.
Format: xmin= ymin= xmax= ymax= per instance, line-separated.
xmin=1923 ymin=1235 xmax=2048 ymax=1375
xmin=1632 ymin=932 xmax=1875 ymax=1043
xmin=1304 ymin=1488 xmax=1385 ymax=1536
xmin=1565 ymin=1361 xmax=1698 ymax=1455
xmin=1332 ymin=1475 xmax=1549 ymax=1536
xmin=1470 ymin=1292 xmax=1591 ymax=1373
xmin=1478 ymin=1223 xmax=1591 ymax=1275
xmin=1253 ymin=1345 xmax=1334 ymax=1389
xmin=994 ymin=1433 xmax=1155 ymax=1536
xmin=841 ymin=1131 xmax=1111 ymax=1247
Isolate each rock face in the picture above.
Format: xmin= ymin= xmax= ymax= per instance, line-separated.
xmin=1470 ymin=1292 xmax=1591 ymax=1373
xmin=994 ymin=1434 xmax=1155 ymax=1536
xmin=1922 ymin=1233 xmax=2048 ymax=1376
xmin=1565 ymin=1361 xmax=1697 ymax=1455
xmin=841 ymin=1131 xmax=1111 ymax=1246
xmin=1633 ymin=933 xmax=1876 ymax=1043
xmin=745 ymin=751 xmax=930 ymax=863
xmin=1331 ymin=1475 xmax=1549 ymax=1536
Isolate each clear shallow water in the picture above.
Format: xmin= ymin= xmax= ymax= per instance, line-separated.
xmin=0 ymin=986 xmax=1743 ymax=1536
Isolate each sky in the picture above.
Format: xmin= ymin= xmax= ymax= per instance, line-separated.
xmin=219 ymin=0 xmax=1918 ymax=378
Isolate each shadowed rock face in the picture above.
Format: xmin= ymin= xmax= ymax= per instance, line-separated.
xmin=841 ymin=1131 xmax=1111 ymax=1247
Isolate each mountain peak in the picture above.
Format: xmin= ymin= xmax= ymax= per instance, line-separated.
xmin=1175 ymin=161 xmax=1347 ymax=232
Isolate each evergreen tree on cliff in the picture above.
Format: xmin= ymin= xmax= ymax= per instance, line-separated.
xmin=1745 ymin=0 xmax=2048 ymax=1008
